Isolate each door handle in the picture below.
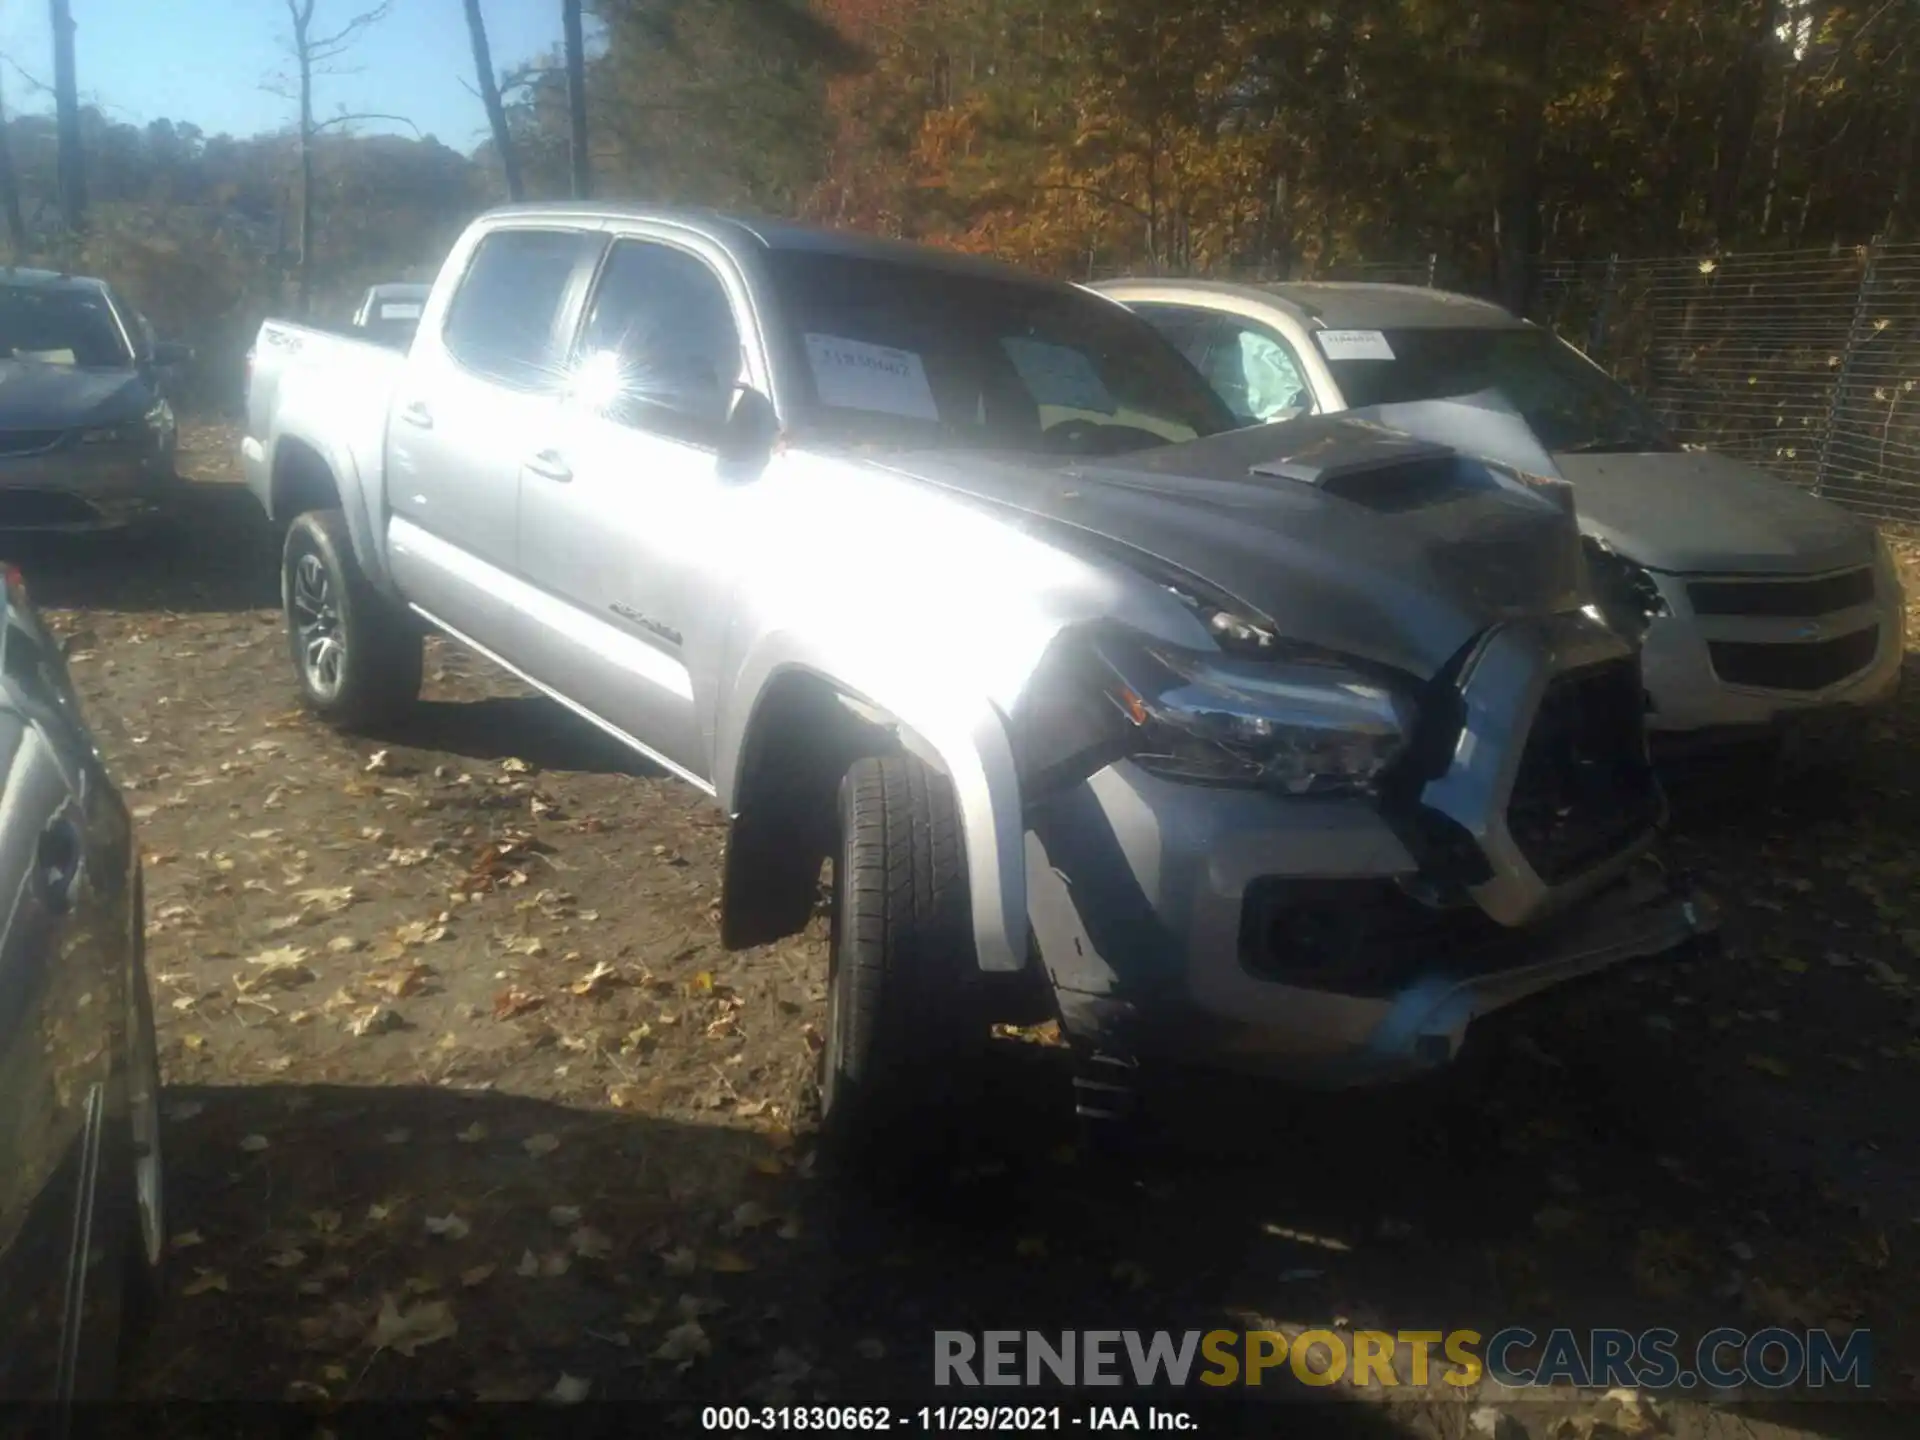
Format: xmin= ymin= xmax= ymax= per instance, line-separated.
xmin=399 ymin=401 xmax=434 ymax=430
xmin=524 ymin=450 xmax=572 ymax=482
xmin=36 ymin=815 xmax=85 ymax=916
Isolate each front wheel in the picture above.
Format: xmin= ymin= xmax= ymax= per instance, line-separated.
xmin=816 ymin=754 xmax=984 ymax=1167
xmin=282 ymin=509 xmax=422 ymax=729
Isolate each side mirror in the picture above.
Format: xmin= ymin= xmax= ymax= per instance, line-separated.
xmin=717 ymin=386 xmax=780 ymax=472
xmin=151 ymin=341 xmax=193 ymax=368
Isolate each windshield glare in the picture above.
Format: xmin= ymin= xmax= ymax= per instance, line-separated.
xmin=0 ymin=287 xmax=134 ymax=369
xmin=1323 ymin=327 xmax=1675 ymax=454
xmin=766 ymin=252 xmax=1238 ymax=458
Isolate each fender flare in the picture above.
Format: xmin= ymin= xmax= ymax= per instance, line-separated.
xmin=268 ymin=378 xmax=396 ymax=599
xmin=717 ymin=635 xmax=1028 ymax=974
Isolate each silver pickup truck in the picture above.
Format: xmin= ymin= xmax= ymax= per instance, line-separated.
xmin=240 ymin=204 xmax=1716 ymax=1159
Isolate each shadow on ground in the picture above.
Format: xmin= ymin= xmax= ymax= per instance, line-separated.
xmin=361 ymin=696 xmax=662 ymax=779
xmin=129 ymin=1048 xmax=1905 ymax=1436
xmin=2 ymin=483 xmax=280 ymax=615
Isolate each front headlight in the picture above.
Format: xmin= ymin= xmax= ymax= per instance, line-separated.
xmin=1009 ymin=630 xmax=1414 ymax=800
xmin=1110 ymin=647 xmax=1412 ymax=795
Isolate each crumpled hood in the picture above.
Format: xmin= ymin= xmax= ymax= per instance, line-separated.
xmin=867 ymin=417 xmax=1589 ymax=681
xmin=1330 ymin=387 xmax=1877 ymax=576
xmin=0 ymin=360 xmax=150 ymax=430
xmin=1548 ymin=449 xmax=1875 ymax=575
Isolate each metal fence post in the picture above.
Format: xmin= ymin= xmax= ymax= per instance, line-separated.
xmin=1813 ymin=236 xmax=1882 ymax=499
xmin=1425 ymin=253 xmax=1437 ymax=288
xmin=1587 ymin=253 xmax=1619 ymax=356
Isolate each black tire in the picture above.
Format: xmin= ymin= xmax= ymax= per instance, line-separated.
xmin=817 ymin=754 xmax=983 ymax=1166
xmin=282 ymin=509 xmax=422 ymax=729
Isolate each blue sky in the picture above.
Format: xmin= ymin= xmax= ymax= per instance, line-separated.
xmin=0 ymin=0 xmax=577 ymax=150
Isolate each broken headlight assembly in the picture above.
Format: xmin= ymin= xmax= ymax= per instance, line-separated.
xmin=1010 ymin=625 xmax=1415 ymax=801
xmin=1581 ymin=536 xmax=1668 ymax=643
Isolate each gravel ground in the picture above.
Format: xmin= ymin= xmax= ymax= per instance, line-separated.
xmin=11 ymin=422 xmax=1920 ymax=1438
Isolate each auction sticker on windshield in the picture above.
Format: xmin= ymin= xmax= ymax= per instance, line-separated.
xmin=804 ymin=333 xmax=940 ymax=420
xmin=1315 ymin=329 xmax=1396 ymax=361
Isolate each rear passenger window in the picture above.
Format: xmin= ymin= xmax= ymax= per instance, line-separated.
xmin=571 ymin=240 xmax=743 ymax=440
xmin=441 ymin=228 xmax=595 ymax=389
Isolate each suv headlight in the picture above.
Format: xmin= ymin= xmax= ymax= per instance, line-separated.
xmin=1010 ymin=629 xmax=1414 ymax=800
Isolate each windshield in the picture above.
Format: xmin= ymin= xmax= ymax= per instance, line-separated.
xmin=1320 ymin=326 xmax=1676 ymax=454
xmin=0 ymin=286 xmax=134 ymax=368
xmin=765 ymin=251 xmax=1238 ymax=458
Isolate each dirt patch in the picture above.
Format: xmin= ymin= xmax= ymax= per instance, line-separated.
xmin=12 ymin=425 xmax=1920 ymax=1436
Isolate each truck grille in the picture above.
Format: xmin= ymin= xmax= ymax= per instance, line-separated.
xmin=1707 ymin=625 xmax=1880 ymax=692
xmin=0 ymin=429 xmax=67 ymax=458
xmin=1686 ymin=568 xmax=1874 ymax=617
xmin=1505 ymin=658 xmax=1661 ymax=885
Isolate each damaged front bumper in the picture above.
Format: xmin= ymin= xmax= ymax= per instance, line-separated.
xmin=1025 ymin=758 xmax=1718 ymax=1091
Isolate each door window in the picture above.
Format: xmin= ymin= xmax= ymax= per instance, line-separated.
xmin=441 ymin=228 xmax=597 ymax=390
xmin=570 ymin=240 xmax=744 ymax=441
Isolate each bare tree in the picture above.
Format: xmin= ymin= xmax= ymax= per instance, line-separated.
xmin=277 ymin=0 xmax=396 ymax=317
xmin=463 ymin=0 xmax=523 ymax=200
xmin=48 ymin=0 xmax=83 ymax=239
xmin=0 ymin=70 xmax=28 ymax=258
xmin=563 ymin=0 xmax=590 ymax=198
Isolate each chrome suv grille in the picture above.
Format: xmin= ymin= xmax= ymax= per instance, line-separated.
xmin=1686 ymin=567 xmax=1874 ymax=618
xmin=1505 ymin=658 xmax=1662 ymax=886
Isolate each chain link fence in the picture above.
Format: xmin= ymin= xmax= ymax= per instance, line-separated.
xmin=1536 ymin=242 xmax=1920 ymax=527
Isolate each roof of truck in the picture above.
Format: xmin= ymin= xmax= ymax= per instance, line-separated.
xmin=477 ymin=202 xmax=1052 ymax=285
xmin=1092 ymin=277 xmax=1529 ymax=331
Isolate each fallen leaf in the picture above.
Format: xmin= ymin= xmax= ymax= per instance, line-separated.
xmin=1746 ymin=1053 xmax=1793 ymax=1079
xmin=547 ymin=1373 xmax=591 ymax=1405
xmin=184 ymin=1268 xmax=228 ymax=1296
xmin=311 ymin=1211 xmax=342 ymax=1234
xmin=570 ymin=960 xmax=622 ymax=997
xmin=661 ymin=1245 xmax=698 ymax=1276
xmin=652 ymin=1319 xmax=711 ymax=1363
xmin=494 ymin=985 xmax=545 ymax=1021
xmin=347 ymin=1004 xmax=404 ymax=1037
xmin=394 ymin=919 xmax=449 ymax=947
xmin=240 ymin=1134 xmax=270 ymax=1153
xmin=295 ymin=886 xmax=358 ymax=914
xmin=172 ymin=1229 xmax=204 ymax=1251
xmin=570 ymin=1227 xmax=615 ymax=1260
xmin=730 ymin=1201 xmax=775 ymax=1232
xmin=164 ymin=1101 xmax=205 ymax=1123
xmin=523 ymin=1133 xmax=560 ymax=1158
xmin=425 ymin=1213 xmax=471 ymax=1241
xmin=549 ymin=1206 xmax=582 ymax=1227
xmin=457 ymin=1122 xmax=488 ymax=1144
xmin=707 ymin=1249 xmax=755 ymax=1273
xmin=460 ymin=1264 xmax=496 ymax=1288
xmin=366 ymin=1295 xmax=457 ymax=1356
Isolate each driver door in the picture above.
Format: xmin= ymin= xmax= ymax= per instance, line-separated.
xmin=514 ymin=235 xmax=761 ymax=785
